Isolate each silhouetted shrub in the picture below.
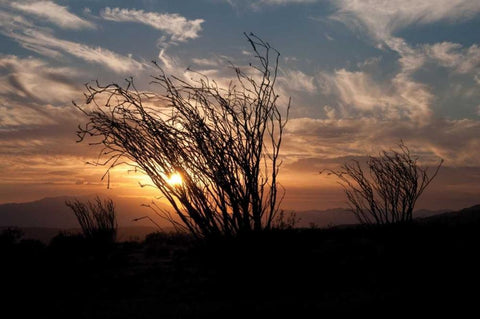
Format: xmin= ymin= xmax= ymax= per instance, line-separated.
xmin=74 ymin=33 xmax=289 ymax=238
xmin=272 ymin=210 xmax=299 ymax=230
xmin=65 ymin=196 xmax=117 ymax=244
xmin=325 ymin=142 xmax=443 ymax=225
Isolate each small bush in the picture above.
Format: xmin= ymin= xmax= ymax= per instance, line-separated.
xmin=325 ymin=142 xmax=442 ymax=225
xmin=272 ymin=211 xmax=299 ymax=230
xmin=65 ymin=196 xmax=118 ymax=244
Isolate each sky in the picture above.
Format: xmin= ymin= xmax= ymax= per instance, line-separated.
xmin=1 ymin=0 xmax=480 ymax=211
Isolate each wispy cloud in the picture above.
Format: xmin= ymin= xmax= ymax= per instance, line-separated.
xmin=10 ymin=0 xmax=95 ymax=30
xmin=0 ymin=55 xmax=81 ymax=106
xmin=0 ymin=54 xmax=99 ymax=187
xmin=101 ymin=7 xmax=204 ymax=42
xmin=285 ymin=116 xmax=480 ymax=167
xmin=259 ymin=0 xmax=317 ymax=4
xmin=327 ymin=0 xmax=480 ymax=78
xmin=192 ymin=57 xmax=221 ymax=67
xmin=0 ymin=11 xmax=145 ymax=74
xmin=331 ymin=0 xmax=480 ymax=41
xmin=280 ymin=69 xmax=316 ymax=93
xmin=328 ymin=1 xmax=480 ymax=73
xmin=14 ymin=29 xmax=144 ymax=73
xmin=225 ymin=0 xmax=318 ymax=9
xmin=323 ymin=0 xmax=480 ymax=125
xmin=425 ymin=42 xmax=480 ymax=74
xmin=316 ymin=68 xmax=433 ymax=123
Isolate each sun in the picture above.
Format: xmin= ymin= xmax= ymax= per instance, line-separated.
xmin=167 ymin=172 xmax=183 ymax=186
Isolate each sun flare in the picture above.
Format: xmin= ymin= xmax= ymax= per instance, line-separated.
xmin=167 ymin=172 xmax=183 ymax=186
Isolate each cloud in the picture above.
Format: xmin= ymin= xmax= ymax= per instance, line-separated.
xmin=331 ymin=0 xmax=480 ymax=41
xmin=227 ymin=0 xmax=318 ymax=7
xmin=324 ymin=33 xmax=334 ymax=41
xmin=424 ymin=42 xmax=480 ymax=74
xmin=328 ymin=0 xmax=480 ymax=77
xmin=280 ymin=69 xmax=316 ymax=93
xmin=0 ymin=55 xmax=81 ymax=106
xmin=24 ymin=30 xmax=146 ymax=73
xmin=323 ymin=1 xmax=480 ymax=125
xmin=101 ymin=7 xmax=204 ymax=42
xmin=16 ymin=29 xmax=145 ymax=73
xmin=222 ymin=0 xmax=318 ymax=11
xmin=0 ymin=11 xmax=145 ymax=74
xmin=157 ymin=48 xmax=178 ymax=71
xmin=259 ymin=0 xmax=317 ymax=4
xmin=0 ymin=56 xmax=89 ymax=166
xmin=10 ymin=0 xmax=95 ymax=30
xmin=192 ymin=57 xmax=221 ymax=67
xmin=284 ymin=116 xmax=480 ymax=167
xmin=316 ymin=68 xmax=433 ymax=123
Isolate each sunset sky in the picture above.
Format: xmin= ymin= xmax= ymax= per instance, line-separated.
xmin=1 ymin=0 xmax=480 ymax=211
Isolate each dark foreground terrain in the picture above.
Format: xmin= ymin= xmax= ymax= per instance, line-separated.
xmin=2 ymin=205 xmax=480 ymax=318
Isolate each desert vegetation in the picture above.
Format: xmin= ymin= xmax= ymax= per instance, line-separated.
xmin=66 ymin=196 xmax=118 ymax=244
xmin=74 ymin=33 xmax=289 ymax=238
xmin=324 ymin=142 xmax=443 ymax=225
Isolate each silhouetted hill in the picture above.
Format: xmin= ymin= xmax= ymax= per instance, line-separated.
xmin=295 ymin=207 xmax=448 ymax=228
xmin=0 ymin=196 xmax=76 ymax=228
xmin=295 ymin=208 xmax=357 ymax=227
xmin=0 ymin=195 xmax=170 ymax=228
xmin=1 ymin=196 xmax=452 ymax=231
xmin=419 ymin=204 xmax=480 ymax=225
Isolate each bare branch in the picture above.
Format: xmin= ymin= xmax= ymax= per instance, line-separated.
xmin=74 ymin=34 xmax=289 ymax=238
xmin=65 ymin=196 xmax=117 ymax=243
xmin=324 ymin=142 xmax=443 ymax=225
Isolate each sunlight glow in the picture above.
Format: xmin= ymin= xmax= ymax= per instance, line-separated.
xmin=167 ymin=172 xmax=183 ymax=186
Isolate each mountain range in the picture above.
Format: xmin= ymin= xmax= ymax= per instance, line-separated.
xmin=0 ymin=195 xmax=161 ymax=228
xmin=0 ymin=195 xmax=454 ymax=231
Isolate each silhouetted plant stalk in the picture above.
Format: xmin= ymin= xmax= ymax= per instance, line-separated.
xmin=66 ymin=197 xmax=117 ymax=243
xmin=325 ymin=142 xmax=443 ymax=225
xmin=74 ymin=33 xmax=290 ymax=238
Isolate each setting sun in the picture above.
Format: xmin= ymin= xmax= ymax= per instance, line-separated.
xmin=167 ymin=173 xmax=183 ymax=186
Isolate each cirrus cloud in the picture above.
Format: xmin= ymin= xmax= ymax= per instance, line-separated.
xmin=284 ymin=116 xmax=480 ymax=167
xmin=0 ymin=55 xmax=81 ymax=106
xmin=424 ymin=42 xmax=480 ymax=74
xmin=331 ymin=0 xmax=480 ymax=41
xmin=316 ymin=68 xmax=433 ymax=124
xmin=10 ymin=1 xmax=95 ymax=30
xmin=101 ymin=7 xmax=204 ymax=42
xmin=0 ymin=9 xmax=145 ymax=74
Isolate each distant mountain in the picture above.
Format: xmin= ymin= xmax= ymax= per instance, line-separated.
xmin=0 ymin=196 xmax=76 ymax=228
xmin=294 ymin=208 xmax=357 ymax=228
xmin=294 ymin=207 xmax=450 ymax=228
xmin=0 ymin=198 xmax=355 ymax=229
xmin=0 ymin=195 xmax=462 ymax=231
xmin=418 ymin=204 xmax=480 ymax=225
xmin=0 ymin=195 xmax=169 ymax=228
xmin=413 ymin=208 xmax=451 ymax=218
